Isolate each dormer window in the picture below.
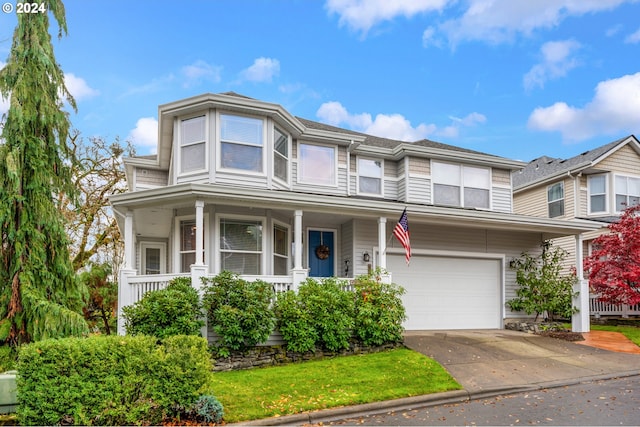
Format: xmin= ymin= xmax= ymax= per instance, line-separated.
xmin=220 ymin=114 xmax=263 ymax=173
xmin=180 ymin=116 xmax=206 ymax=173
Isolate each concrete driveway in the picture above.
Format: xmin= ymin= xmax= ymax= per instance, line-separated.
xmin=404 ymin=329 xmax=640 ymax=395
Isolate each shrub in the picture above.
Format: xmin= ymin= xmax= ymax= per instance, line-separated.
xmin=273 ymin=290 xmax=318 ymax=353
xmin=0 ymin=345 xmax=17 ymax=372
xmin=274 ymin=278 xmax=354 ymax=352
xmin=16 ymin=335 xmax=214 ymax=426
xmin=202 ymin=271 xmax=275 ymax=357
xmin=186 ymin=394 xmax=224 ymax=424
xmin=353 ymin=272 xmax=406 ymax=346
xmin=122 ymin=277 xmax=204 ymax=339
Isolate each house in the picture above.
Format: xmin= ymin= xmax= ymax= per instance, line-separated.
xmin=110 ymin=92 xmax=601 ymax=337
xmin=513 ymin=135 xmax=640 ymax=316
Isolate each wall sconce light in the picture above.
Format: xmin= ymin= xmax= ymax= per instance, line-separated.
xmin=344 ymin=259 xmax=350 ymax=276
xmin=363 ymin=252 xmax=370 ymax=262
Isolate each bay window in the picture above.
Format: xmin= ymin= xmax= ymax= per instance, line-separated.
xmin=219 ymin=218 xmax=263 ymax=275
xmin=273 ymin=127 xmax=289 ymax=182
xmin=220 ymin=114 xmax=263 ymax=173
xmin=547 ymin=182 xmax=564 ymax=218
xmin=180 ymin=116 xmax=206 ymax=173
xmin=615 ymin=175 xmax=640 ymax=212
xmin=588 ymin=175 xmax=607 ymax=214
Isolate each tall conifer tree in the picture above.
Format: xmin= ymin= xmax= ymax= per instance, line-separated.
xmin=0 ymin=0 xmax=89 ymax=345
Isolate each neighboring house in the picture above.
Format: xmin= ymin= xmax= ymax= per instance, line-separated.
xmin=513 ymin=135 xmax=640 ymax=316
xmin=110 ymin=92 xmax=600 ymax=337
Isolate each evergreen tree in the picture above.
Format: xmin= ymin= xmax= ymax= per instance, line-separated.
xmin=0 ymin=0 xmax=89 ymax=345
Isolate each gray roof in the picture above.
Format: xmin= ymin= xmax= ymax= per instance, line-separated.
xmin=512 ymin=135 xmax=638 ymax=190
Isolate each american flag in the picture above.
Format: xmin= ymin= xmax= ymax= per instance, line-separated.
xmin=393 ymin=208 xmax=411 ymax=265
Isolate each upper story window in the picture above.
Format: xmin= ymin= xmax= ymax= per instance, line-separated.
xmin=615 ymin=175 xmax=640 ymax=212
xmin=298 ymin=143 xmax=336 ymax=186
xmin=432 ymin=162 xmax=490 ymax=209
xmin=547 ymin=182 xmax=564 ymax=218
xmin=358 ymin=158 xmax=383 ymax=195
xmin=588 ymin=174 xmax=607 ymax=214
xmin=273 ymin=127 xmax=289 ymax=182
xmin=220 ymin=114 xmax=263 ymax=173
xmin=180 ymin=116 xmax=206 ymax=173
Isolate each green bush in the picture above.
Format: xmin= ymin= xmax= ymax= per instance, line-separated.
xmin=122 ymin=277 xmax=204 ymax=339
xmin=0 ymin=345 xmax=17 ymax=372
xmin=273 ymin=290 xmax=318 ymax=353
xmin=186 ymin=394 xmax=224 ymax=424
xmin=353 ymin=272 xmax=406 ymax=346
xmin=202 ymin=271 xmax=275 ymax=357
xmin=16 ymin=335 xmax=215 ymax=426
xmin=274 ymin=278 xmax=354 ymax=352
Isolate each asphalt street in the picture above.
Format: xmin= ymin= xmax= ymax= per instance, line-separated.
xmin=323 ymin=375 xmax=640 ymax=426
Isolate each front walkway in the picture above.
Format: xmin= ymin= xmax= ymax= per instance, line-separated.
xmin=577 ymin=331 xmax=640 ymax=354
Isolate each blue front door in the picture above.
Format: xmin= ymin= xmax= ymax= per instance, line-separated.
xmin=308 ymin=230 xmax=334 ymax=277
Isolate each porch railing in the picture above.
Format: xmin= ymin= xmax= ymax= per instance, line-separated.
xmin=590 ymin=294 xmax=640 ymax=317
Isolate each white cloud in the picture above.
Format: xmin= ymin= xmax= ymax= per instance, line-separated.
xmin=127 ymin=117 xmax=158 ymax=153
xmin=316 ymin=101 xmax=485 ymax=141
xmin=326 ymin=0 xmax=448 ymax=34
xmin=64 ymin=73 xmax=99 ymax=101
xmin=240 ymin=57 xmax=280 ymax=83
xmin=181 ymin=60 xmax=222 ymax=88
xmin=528 ymin=72 xmax=640 ymax=141
xmin=625 ymin=27 xmax=640 ymax=43
xmin=523 ymin=39 xmax=581 ymax=91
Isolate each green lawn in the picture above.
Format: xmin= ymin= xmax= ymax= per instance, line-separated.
xmin=591 ymin=324 xmax=640 ymax=346
xmin=211 ymin=348 xmax=461 ymax=423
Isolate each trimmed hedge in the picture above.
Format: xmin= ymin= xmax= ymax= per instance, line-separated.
xmin=17 ymin=335 xmax=216 ymax=426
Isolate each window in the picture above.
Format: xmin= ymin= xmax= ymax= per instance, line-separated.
xmin=219 ymin=218 xmax=263 ymax=275
xmin=432 ymin=162 xmax=490 ymax=208
xmin=547 ymin=182 xmax=564 ymax=218
xmin=298 ymin=143 xmax=336 ymax=185
xmin=220 ymin=114 xmax=263 ymax=172
xmin=179 ymin=220 xmax=197 ymax=273
xmin=358 ymin=158 xmax=382 ymax=195
xmin=141 ymin=243 xmax=166 ymax=275
xmin=273 ymin=224 xmax=289 ymax=275
xmin=180 ymin=116 xmax=206 ymax=173
xmin=615 ymin=175 xmax=640 ymax=212
xmin=273 ymin=127 xmax=289 ymax=182
xmin=588 ymin=175 xmax=607 ymax=214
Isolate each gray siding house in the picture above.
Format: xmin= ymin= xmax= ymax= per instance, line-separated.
xmin=110 ymin=92 xmax=600 ymax=336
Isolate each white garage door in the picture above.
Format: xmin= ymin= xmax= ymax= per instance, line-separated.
xmin=387 ymin=254 xmax=502 ymax=330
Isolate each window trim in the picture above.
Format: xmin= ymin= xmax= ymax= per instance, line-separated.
xmin=272 ymin=220 xmax=291 ymax=276
xmin=216 ymin=112 xmax=267 ymax=176
xmin=173 ymin=214 xmax=209 ymax=273
xmin=613 ymin=173 xmax=640 ymax=213
xmin=140 ymin=242 xmax=167 ymax=275
xmin=431 ymin=161 xmax=491 ymax=209
xmin=297 ymin=142 xmax=338 ymax=187
xmin=547 ymin=181 xmax=565 ymax=218
xmin=356 ymin=156 xmax=384 ymax=197
xmin=215 ymin=214 xmax=267 ymax=276
xmin=177 ymin=114 xmax=209 ymax=177
xmin=272 ymin=125 xmax=291 ymax=186
xmin=587 ymin=174 xmax=608 ymax=215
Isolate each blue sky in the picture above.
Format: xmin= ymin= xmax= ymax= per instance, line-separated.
xmin=1 ymin=0 xmax=640 ymax=162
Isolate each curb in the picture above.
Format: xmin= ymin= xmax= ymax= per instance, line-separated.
xmin=230 ymin=370 xmax=640 ymax=426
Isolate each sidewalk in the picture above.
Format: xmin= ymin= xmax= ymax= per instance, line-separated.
xmin=235 ymin=330 xmax=640 ymax=426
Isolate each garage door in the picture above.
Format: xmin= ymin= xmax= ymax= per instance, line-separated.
xmin=387 ymin=254 xmax=502 ymax=330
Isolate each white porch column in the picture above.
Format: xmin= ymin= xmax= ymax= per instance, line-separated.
xmin=195 ymin=200 xmax=205 ymax=266
xmin=378 ymin=217 xmax=387 ymax=270
xmin=572 ymin=234 xmax=590 ymax=333
xmin=291 ymin=209 xmax=307 ymax=290
xmin=117 ymin=268 xmax=135 ymax=335
xmin=124 ymin=210 xmax=135 ymax=270
xmin=191 ymin=263 xmax=208 ymax=338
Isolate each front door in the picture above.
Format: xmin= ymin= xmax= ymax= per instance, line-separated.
xmin=308 ymin=230 xmax=335 ymax=277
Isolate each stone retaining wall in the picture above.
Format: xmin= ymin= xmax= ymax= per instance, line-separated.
xmin=504 ymin=321 xmax=567 ymax=334
xmin=213 ymin=342 xmax=402 ymax=372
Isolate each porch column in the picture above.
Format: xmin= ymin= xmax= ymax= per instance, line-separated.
xmin=378 ymin=217 xmax=387 ymax=270
xmin=124 ymin=210 xmax=134 ymax=270
xmin=291 ymin=210 xmax=307 ymax=290
xmin=195 ymin=200 xmax=204 ymax=266
xmin=572 ymin=234 xmax=590 ymax=333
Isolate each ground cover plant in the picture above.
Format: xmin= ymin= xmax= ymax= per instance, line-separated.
xmin=211 ymin=348 xmax=460 ymax=423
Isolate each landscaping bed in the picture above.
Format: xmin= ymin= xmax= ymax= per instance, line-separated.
xmin=505 ymin=321 xmax=584 ymax=341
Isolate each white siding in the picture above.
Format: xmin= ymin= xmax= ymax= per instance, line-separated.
xmin=492 ymin=187 xmax=512 ymax=213
xmin=407 ymin=176 xmax=431 ymax=204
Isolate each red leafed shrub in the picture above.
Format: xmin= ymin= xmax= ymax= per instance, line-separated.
xmin=585 ymin=205 xmax=640 ymax=305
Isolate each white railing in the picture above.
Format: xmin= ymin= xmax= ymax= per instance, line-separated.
xmin=590 ymin=294 xmax=640 ymax=317
xmin=240 ymin=275 xmax=294 ymax=293
xmin=127 ymin=273 xmax=184 ymax=304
